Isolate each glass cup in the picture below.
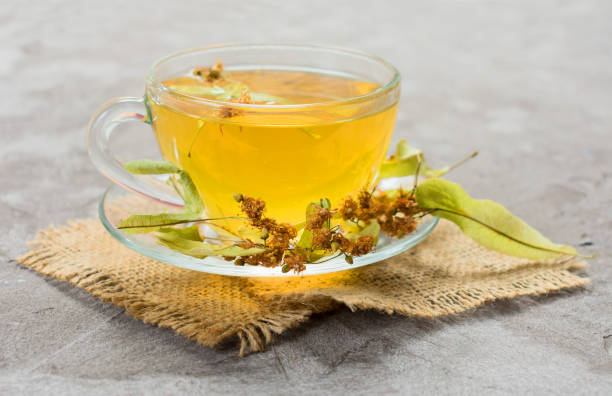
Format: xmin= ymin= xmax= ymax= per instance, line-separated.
xmin=87 ymin=44 xmax=400 ymax=227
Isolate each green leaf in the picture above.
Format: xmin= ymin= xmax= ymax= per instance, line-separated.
xmin=119 ymin=161 xmax=258 ymax=260
xmin=157 ymin=225 xmax=202 ymax=242
xmin=296 ymin=200 xmax=336 ymax=262
xmin=380 ymin=140 xmax=448 ymax=179
xmin=293 ymin=220 xmax=307 ymax=231
xmin=118 ymin=213 xmax=201 ymax=234
xmin=319 ymin=198 xmax=332 ymax=209
xmin=177 ymin=170 xmax=203 ymax=215
xmin=166 ymin=82 xmax=293 ymax=105
xmin=345 ymin=220 xmax=381 ymax=245
xmin=120 ymin=159 xmax=198 ymax=234
xmin=396 ymin=141 xmax=422 ymax=159
xmin=166 ymin=175 xmax=185 ymax=201
xmin=122 ymin=159 xmax=203 ymax=215
xmin=308 ymin=249 xmax=328 ymax=262
xmin=415 ymin=178 xmax=579 ymax=260
xmin=157 ymin=234 xmax=264 ymax=258
xmin=167 ymin=83 xmax=248 ymax=100
xmin=296 ymin=228 xmax=313 ymax=250
xmin=296 ymin=202 xmax=321 ymax=250
xmin=143 ymin=94 xmax=153 ymax=125
xmin=124 ymin=159 xmax=179 ymax=175
xmin=213 ymin=245 xmax=266 ymax=257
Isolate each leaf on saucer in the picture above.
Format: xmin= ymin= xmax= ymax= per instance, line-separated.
xmin=380 ymin=140 xmax=449 ymax=179
xmin=156 ymin=234 xmax=264 ymax=259
xmin=415 ymin=178 xmax=581 ymax=260
xmin=118 ymin=213 xmax=202 ymax=234
xmin=345 ymin=220 xmax=381 ymax=245
xmin=157 ymin=225 xmax=202 ymax=242
xmin=296 ymin=202 xmax=321 ymax=250
xmin=295 ymin=199 xmax=336 ymax=261
xmin=306 ymin=249 xmax=328 ymax=262
xmin=156 ymin=225 xmax=264 ymax=258
xmin=319 ymin=198 xmax=332 ymax=210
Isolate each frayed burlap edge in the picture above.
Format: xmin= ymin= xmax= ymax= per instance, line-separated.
xmin=17 ymin=219 xmax=589 ymax=356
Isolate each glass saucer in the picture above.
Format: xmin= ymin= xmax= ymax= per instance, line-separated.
xmin=99 ymin=184 xmax=438 ymax=277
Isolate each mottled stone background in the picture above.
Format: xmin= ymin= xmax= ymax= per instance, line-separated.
xmin=1 ymin=1 xmax=611 ymax=394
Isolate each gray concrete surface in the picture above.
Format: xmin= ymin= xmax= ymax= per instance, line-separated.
xmin=1 ymin=0 xmax=611 ymax=394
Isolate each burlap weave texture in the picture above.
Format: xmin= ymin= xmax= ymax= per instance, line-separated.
xmin=18 ymin=217 xmax=588 ymax=356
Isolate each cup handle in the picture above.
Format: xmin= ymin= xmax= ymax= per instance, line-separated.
xmin=87 ymin=96 xmax=184 ymax=207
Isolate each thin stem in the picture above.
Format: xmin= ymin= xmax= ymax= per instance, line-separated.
xmin=369 ymin=180 xmax=378 ymax=195
xmin=168 ymin=175 xmax=184 ymax=201
xmin=311 ymin=252 xmax=342 ymax=264
xmin=293 ymin=220 xmax=307 ymax=230
xmin=414 ymin=210 xmax=433 ymax=219
xmin=207 ymin=222 xmax=244 ymax=239
xmin=202 ymin=236 xmax=247 ymax=243
xmin=187 ymin=121 xmax=206 ymax=158
xmin=445 ymin=150 xmax=479 ymax=174
xmin=412 ymin=158 xmax=423 ymax=194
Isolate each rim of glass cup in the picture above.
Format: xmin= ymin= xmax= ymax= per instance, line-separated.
xmin=146 ymin=43 xmax=401 ymax=111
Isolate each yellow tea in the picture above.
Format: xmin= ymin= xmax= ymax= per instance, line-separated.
xmin=149 ymin=67 xmax=397 ymax=227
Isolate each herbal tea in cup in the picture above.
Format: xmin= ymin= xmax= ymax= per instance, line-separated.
xmin=88 ymin=45 xmax=400 ymax=229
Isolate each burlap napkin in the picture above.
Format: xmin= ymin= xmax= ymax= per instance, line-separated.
xmin=18 ymin=213 xmax=588 ymax=356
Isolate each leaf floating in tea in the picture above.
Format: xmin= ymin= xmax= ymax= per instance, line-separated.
xmin=300 ymin=128 xmax=322 ymax=139
xmin=248 ymin=92 xmax=293 ymax=105
xmin=415 ymin=178 xmax=581 ymax=260
xmin=165 ymin=60 xmax=295 ymax=106
xmin=167 ymin=82 xmax=293 ymax=105
xmin=166 ymin=82 xmax=246 ymax=100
